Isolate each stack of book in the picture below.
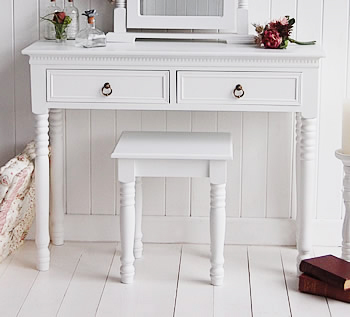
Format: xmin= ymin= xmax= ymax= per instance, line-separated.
xmin=299 ymin=255 xmax=350 ymax=303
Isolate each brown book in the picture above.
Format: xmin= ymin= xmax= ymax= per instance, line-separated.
xmin=299 ymin=255 xmax=350 ymax=290
xmin=299 ymin=274 xmax=350 ymax=303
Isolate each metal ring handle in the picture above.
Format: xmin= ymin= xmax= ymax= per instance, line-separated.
xmin=233 ymin=84 xmax=244 ymax=99
xmin=102 ymin=82 xmax=112 ymax=96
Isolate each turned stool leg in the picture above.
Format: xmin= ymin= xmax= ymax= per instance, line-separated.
xmin=134 ymin=177 xmax=143 ymax=259
xmin=120 ymin=181 xmax=136 ymax=284
xmin=210 ymin=183 xmax=226 ymax=286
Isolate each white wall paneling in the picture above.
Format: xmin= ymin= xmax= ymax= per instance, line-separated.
xmin=0 ymin=0 xmax=15 ymax=166
xmin=66 ymin=110 xmax=91 ymax=214
xmin=141 ymin=111 xmax=166 ymax=216
xmin=191 ymin=112 xmax=217 ymax=217
xmin=241 ymin=113 xmax=268 ymax=218
xmin=91 ymin=110 xmax=115 ymax=215
xmin=165 ymin=111 xmax=191 ymax=217
xmin=2 ymin=0 xmax=348 ymax=244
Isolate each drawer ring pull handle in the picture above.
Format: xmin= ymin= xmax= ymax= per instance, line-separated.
xmin=102 ymin=83 xmax=113 ymax=97
xmin=233 ymin=84 xmax=244 ymax=99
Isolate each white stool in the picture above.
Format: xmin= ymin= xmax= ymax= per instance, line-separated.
xmin=111 ymin=131 xmax=233 ymax=286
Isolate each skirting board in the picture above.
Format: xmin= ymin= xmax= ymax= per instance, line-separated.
xmin=27 ymin=216 xmax=344 ymax=246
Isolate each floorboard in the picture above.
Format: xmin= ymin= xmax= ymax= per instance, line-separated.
xmin=1 ymin=242 xmax=350 ymax=317
xmin=0 ymin=241 xmax=39 ymax=316
xmin=18 ymin=242 xmax=84 ymax=317
xmin=248 ymin=246 xmax=291 ymax=317
xmin=174 ymin=244 xmax=214 ymax=317
xmin=281 ymin=247 xmax=331 ymax=317
xmin=213 ymin=246 xmax=252 ymax=317
xmin=57 ymin=242 xmax=116 ymax=317
xmin=0 ymin=252 xmax=14 ymax=278
xmin=96 ymin=243 xmax=181 ymax=317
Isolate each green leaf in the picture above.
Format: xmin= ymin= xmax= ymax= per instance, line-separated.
xmin=289 ymin=18 xmax=295 ymax=26
xmin=279 ymin=39 xmax=289 ymax=49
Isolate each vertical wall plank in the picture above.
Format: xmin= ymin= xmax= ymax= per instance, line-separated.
xmin=0 ymin=0 xmax=15 ymax=166
xmin=218 ymin=112 xmax=242 ymax=218
xmin=66 ymin=110 xmax=91 ymax=214
xmin=248 ymin=0 xmax=270 ymax=33
xmin=296 ymin=0 xmax=323 ymax=44
xmin=14 ymin=0 xmax=39 ymax=153
xmin=270 ymin=0 xmax=296 ymax=19
xmin=166 ymin=111 xmax=191 ymax=217
xmin=191 ymin=112 xmax=217 ymax=217
xmin=316 ymin=0 xmax=348 ymax=219
xmin=266 ymin=113 xmax=293 ymax=218
xmin=91 ymin=110 xmax=115 ymax=215
xmin=141 ymin=111 xmax=166 ymax=216
xmin=116 ymin=111 xmax=142 ymax=215
xmin=241 ymin=113 xmax=268 ymax=218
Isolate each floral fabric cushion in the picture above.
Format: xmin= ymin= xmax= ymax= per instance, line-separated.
xmin=0 ymin=142 xmax=36 ymax=262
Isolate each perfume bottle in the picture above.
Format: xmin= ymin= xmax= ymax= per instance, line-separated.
xmin=44 ymin=0 xmax=61 ymax=40
xmin=64 ymin=0 xmax=79 ymax=39
xmin=75 ymin=10 xmax=106 ymax=48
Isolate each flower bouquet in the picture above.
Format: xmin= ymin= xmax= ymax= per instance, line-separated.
xmin=41 ymin=12 xmax=72 ymax=42
xmin=254 ymin=16 xmax=316 ymax=49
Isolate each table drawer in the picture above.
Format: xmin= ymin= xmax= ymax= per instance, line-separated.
xmin=47 ymin=70 xmax=169 ymax=104
xmin=177 ymin=71 xmax=301 ymax=106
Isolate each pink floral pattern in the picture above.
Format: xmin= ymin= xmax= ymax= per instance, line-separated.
xmin=0 ymin=142 xmax=36 ymax=262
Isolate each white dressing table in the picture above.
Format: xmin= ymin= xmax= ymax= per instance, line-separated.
xmin=22 ymin=40 xmax=323 ymax=273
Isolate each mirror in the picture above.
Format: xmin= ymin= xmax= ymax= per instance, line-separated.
xmin=140 ymin=0 xmax=224 ymax=17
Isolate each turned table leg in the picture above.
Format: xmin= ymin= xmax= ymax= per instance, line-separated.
xmin=335 ymin=151 xmax=350 ymax=261
xmin=49 ymin=109 xmax=65 ymax=246
xmin=210 ymin=183 xmax=226 ymax=286
xmin=120 ymin=181 xmax=136 ymax=283
xmin=134 ymin=177 xmax=143 ymax=259
xmin=296 ymin=113 xmax=317 ymax=270
xmin=35 ymin=113 xmax=50 ymax=271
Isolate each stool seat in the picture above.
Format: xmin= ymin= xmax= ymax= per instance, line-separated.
xmin=111 ymin=131 xmax=233 ymax=286
xmin=112 ymin=131 xmax=233 ymax=160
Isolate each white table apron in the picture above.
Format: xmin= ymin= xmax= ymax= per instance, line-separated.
xmin=22 ymin=41 xmax=324 ymax=273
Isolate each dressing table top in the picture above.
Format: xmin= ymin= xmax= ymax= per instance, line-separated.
xmin=23 ymin=40 xmax=324 ymax=61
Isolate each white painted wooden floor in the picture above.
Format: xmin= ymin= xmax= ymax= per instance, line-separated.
xmin=0 ymin=242 xmax=349 ymax=317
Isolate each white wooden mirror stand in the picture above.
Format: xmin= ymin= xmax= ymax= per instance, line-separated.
xmin=107 ymin=0 xmax=253 ymax=43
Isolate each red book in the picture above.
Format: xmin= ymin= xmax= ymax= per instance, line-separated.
xmin=299 ymin=274 xmax=350 ymax=303
xmin=299 ymin=255 xmax=350 ymax=290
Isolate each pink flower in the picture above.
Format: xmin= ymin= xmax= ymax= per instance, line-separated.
xmin=277 ymin=16 xmax=289 ymax=25
xmin=53 ymin=12 xmax=66 ymax=24
xmin=262 ymin=29 xmax=282 ymax=49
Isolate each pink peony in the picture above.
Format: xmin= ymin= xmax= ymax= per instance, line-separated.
xmin=262 ymin=29 xmax=282 ymax=49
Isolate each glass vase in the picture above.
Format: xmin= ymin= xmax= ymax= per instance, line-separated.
xmin=55 ymin=25 xmax=67 ymax=43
